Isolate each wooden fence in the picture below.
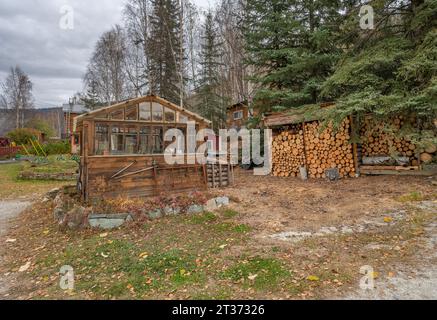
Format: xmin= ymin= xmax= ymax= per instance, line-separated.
xmin=0 ymin=146 xmax=22 ymax=157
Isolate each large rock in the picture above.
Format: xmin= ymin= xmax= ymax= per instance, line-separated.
xmin=46 ymin=188 xmax=61 ymax=200
xmin=53 ymin=194 xmax=66 ymax=222
xmin=53 ymin=206 xmax=65 ymax=222
xmin=215 ymin=197 xmax=230 ymax=208
xmin=60 ymin=206 xmax=89 ymax=230
xmin=88 ymin=213 xmax=132 ymax=229
xmin=148 ymin=209 xmax=163 ymax=220
xmin=163 ymin=207 xmax=181 ymax=216
xmin=205 ymin=199 xmax=218 ymax=211
xmin=187 ymin=205 xmax=204 ymax=214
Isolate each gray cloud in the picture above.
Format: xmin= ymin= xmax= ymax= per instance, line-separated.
xmin=0 ymin=0 xmax=212 ymax=107
xmin=0 ymin=0 xmax=125 ymax=106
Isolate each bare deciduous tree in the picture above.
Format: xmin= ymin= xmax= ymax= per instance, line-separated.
xmin=124 ymin=0 xmax=151 ymax=95
xmin=84 ymin=25 xmax=129 ymax=104
xmin=215 ymin=0 xmax=253 ymax=105
xmin=0 ymin=66 xmax=34 ymax=128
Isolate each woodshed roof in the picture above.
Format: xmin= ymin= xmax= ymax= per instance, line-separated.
xmin=263 ymin=103 xmax=335 ymax=127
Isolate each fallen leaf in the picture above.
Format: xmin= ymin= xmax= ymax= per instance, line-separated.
xmin=384 ymin=217 xmax=393 ymax=223
xmin=43 ymin=230 xmax=50 ymax=235
xmin=248 ymin=274 xmax=258 ymax=281
xmin=371 ymin=271 xmax=379 ymax=279
xmin=139 ymin=252 xmax=148 ymax=259
xmin=306 ymin=275 xmax=320 ymax=281
xmin=219 ymin=244 xmax=227 ymax=249
xmin=18 ymin=261 xmax=31 ymax=273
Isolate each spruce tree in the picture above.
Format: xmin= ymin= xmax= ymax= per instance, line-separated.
xmin=148 ymin=0 xmax=183 ymax=104
xmin=82 ymin=79 xmax=101 ymax=110
xmin=197 ymin=10 xmax=225 ymax=130
xmin=244 ymin=0 xmax=344 ymax=112
xmin=321 ymin=0 xmax=437 ymax=130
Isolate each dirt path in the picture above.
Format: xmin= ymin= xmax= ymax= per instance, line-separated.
xmin=0 ymin=201 xmax=31 ymax=297
xmin=343 ymin=203 xmax=437 ymax=300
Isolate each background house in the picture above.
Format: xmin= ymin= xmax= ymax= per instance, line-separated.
xmin=226 ymin=102 xmax=258 ymax=130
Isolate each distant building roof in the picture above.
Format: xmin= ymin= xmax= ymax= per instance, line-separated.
xmin=227 ymin=101 xmax=248 ymax=110
xmin=62 ymin=103 xmax=87 ymax=114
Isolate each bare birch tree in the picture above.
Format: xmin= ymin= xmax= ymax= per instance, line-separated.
xmin=84 ymin=25 xmax=129 ymax=105
xmin=123 ymin=0 xmax=151 ymax=95
xmin=0 ymin=66 xmax=34 ymax=128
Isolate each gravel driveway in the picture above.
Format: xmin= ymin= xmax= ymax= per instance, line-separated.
xmin=0 ymin=201 xmax=31 ymax=297
xmin=344 ymin=202 xmax=437 ymax=300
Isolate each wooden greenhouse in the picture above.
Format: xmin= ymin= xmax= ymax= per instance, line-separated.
xmin=74 ymin=95 xmax=232 ymax=200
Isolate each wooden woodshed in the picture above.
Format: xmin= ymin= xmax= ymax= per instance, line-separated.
xmin=264 ymin=103 xmax=424 ymax=178
xmin=74 ymin=95 xmax=232 ymax=201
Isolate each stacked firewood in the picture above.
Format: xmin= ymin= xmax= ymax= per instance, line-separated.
xmin=304 ymin=119 xmax=355 ymax=178
xmin=272 ymin=125 xmax=305 ymax=177
xmin=272 ymin=119 xmax=356 ymax=178
xmin=360 ymin=116 xmax=418 ymax=165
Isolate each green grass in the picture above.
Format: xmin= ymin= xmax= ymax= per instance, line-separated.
xmin=34 ymin=205 xmax=259 ymax=299
xmin=213 ymin=222 xmax=252 ymax=233
xmin=188 ymin=212 xmax=217 ymax=224
xmin=221 ymin=257 xmax=290 ymax=290
xmin=0 ymin=163 xmax=69 ymax=199
xmin=222 ymin=209 xmax=239 ymax=219
xmin=43 ymin=237 xmax=207 ymax=298
xmin=21 ymin=155 xmax=78 ymax=175
xmin=397 ymin=191 xmax=425 ymax=203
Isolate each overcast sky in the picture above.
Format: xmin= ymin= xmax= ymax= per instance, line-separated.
xmin=0 ymin=0 xmax=214 ymax=108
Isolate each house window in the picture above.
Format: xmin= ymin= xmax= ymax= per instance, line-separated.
xmin=95 ymin=124 xmax=109 ymax=155
xmin=139 ymin=102 xmax=151 ymax=121
xmin=233 ymin=110 xmax=243 ymax=120
xmin=125 ymin=105 xmax=138 ymax=121
xmin=164 ymin=107 xmax=175 ymax=122
xmin=152 ymin=102 xmax=163 ymax=121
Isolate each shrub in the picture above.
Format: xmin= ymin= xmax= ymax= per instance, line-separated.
xmin=7 ymin=128 xmax=41 ymax=145
xmin=25 ymin=118 xmax=54 ymax=138
xmin=42 ymin=140 xmax=71 ymax=155
xmin=24 ymin=140 xmax=71 ymax=156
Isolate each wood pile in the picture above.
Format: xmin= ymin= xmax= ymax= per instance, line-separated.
xmin=272 ymin=124 xmax=305 ymax=177
xmin=360 ymin=116 xmax=418 ymax=166
xmin=272 ymin=119 xmax=356 ymax=179
xmin=304 ymin=119 xmax=355 ymax=178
